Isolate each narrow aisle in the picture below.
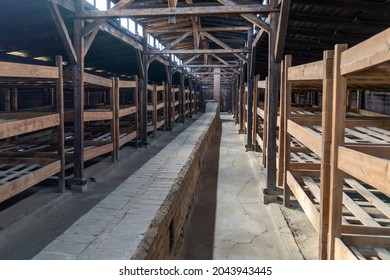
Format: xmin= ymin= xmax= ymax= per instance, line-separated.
xmin=179 ymin=113 xmax=301 ymax=260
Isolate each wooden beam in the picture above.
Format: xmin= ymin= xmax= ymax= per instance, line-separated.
xmin=77 ymin=5 xmax=276 ymax=18
xmin=216 ymin=0 xmax=271 ymax=32
xmin=328 ymin=44 xmax=348 ymax=259
xmin=146 ymin=26 xmax=252 ymax=33
xmin=319 ymin=50 xmax=334 ymax=260
xmin=168 ymin=0 xmax=178 ymax=7
xmin=48 ymin=2 xmax=77 ymax=65
xmin=56 ymin=55 xmax=65 ymax=193
xmin=275 ymin=0 xmax=291 ymax=62
xmin=145 ymin=49 xmax=249 ymax=54
xmin=148 ymin=31 xmax=192 ymax=64
xmin=82 ymin=0 xmax=136 ymax=37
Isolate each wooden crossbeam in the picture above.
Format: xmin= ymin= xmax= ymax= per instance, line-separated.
xmin=145 ymin=49 xmax=249 ymax=54
xmin=146 ymin=26 xmax=252 ymax=33
xmin=77 ymin=5 xmax=276 ymax=18
xmin=275 ymin=0 xmax=291 ymax=62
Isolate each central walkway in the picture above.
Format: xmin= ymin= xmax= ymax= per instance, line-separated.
xmin=179 ymin=113 xmax=303 ymax=259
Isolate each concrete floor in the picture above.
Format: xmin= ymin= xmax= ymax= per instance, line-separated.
xmin=179 ymin=113 xmax=303 ymax=259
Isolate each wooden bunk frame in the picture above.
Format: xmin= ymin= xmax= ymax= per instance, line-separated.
xmin=281 ymin=28 xmax=390 ymax=260
xmin=0 ymin=58 xmax=65 ymax=203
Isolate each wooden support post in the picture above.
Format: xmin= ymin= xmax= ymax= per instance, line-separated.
xmin=56 ymin=56 xmax=65 ymax=193
xmin=172 ymin=86 xmax=176 ymax=124
xmin=262 ymin=77 xmax=269 ymax=167
xmin=264 ymin=0 xmax=280 ymax=204
xmin=4 ymin=88 xmax=10 ymax=112
xmin=152 ymin=84 xmax=157 ymax=137
xmin=180 ymin=72 xmax=185 ymax=123
xmin=283 ymin=56 xmax=292 ymax=206
xmin=72 ymin=0 xmax=86 ymax=192
xmin=134 ymin=75 xmax=139 ymax=148
xmin=246 ymin=28 xmax=254 ymax=151
xmin=189 ymin=79 xmax=193 ymax=118
xmin=328 ymin=44 xmax=348 ymax=259
xmin=165 ymin=66 xmax=173 ymax=130
xmin=13 ymin=88 xmax=18 ymax=111
xmin=252 ymin=74 xmax=260 ymax=149
xmin=319 ymin=50 xmax=334 ymax=260
xmin=140 ymin=39 xmax=149 ymax=145
xmin=112 ymin=77 xmax=120 ymax=161
xmin=234 ymin=76 xmax=239 ymax=124
xmin=162 ymin=81 xmax=167 ymax=130
xmin=278 ymin=60 xmax=286 ymax=187
xmin=238 ymin=66 xmax=245 ymax=134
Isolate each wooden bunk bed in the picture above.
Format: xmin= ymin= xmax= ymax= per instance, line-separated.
xmin=172 ymin=87 xmax=180 ymax=122
xmin=147 ymin=83 xmax=166 ymax=137
xmin=0 ymin=58 xmax=65 ymax=203
xmin=281 ymin=28 xmax=390 ymax=260
xmin=329 ymin=28 xmax=390 ymax=260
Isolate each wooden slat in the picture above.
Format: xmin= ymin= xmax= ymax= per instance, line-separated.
xmin=0 ymin=161 xmax=61 ymax=203
xmin=334 ymin=238 xmax=358 ymax=260
xmin=287 ymin=120 xmax=322 ymax=156
xmin=0 ymin=61 xmax=59 ymax=79
xmin=342 ymin=234 xmax=390 ymax=248
xmin=338 ymin=147 xmax=390 ymax=196
xmin=84 ymin=143 xmax=113 ymax=161
xmin=287 ymin=171 xmax=320 ymax=232
xmin=83 ymin=73 xmax=112 ymax=88
xmin=0 ymin=114 xmax=60 ymax=139
xmin=288 ymin=60 xmax=324 ymax=81
xmin=118 ymin=80 xmax=136 ymax=88
xmin=342 ymin=224 xmax=390 ymax=236
xmin=340 ymin=28 xmax=390 ymax=76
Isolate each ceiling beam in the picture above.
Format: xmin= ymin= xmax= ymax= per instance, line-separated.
xmin=145 ymin=49 xmax=250 ymax=54
xmin=216 ymin=0 xmax=271 ymax=32
xmin=77 ymin=5 xmax=277 ymax=18
xmin=82 ymin=0 xmax=136 ymax=37
xmin=275 ymin=0 xmax=291 ymax=62
xmin=48 ymin=1 xmax=77 ymax=64
xmin=178 ymin=64 xmax=239 ymax=68
xmin=146 ymin=26 xmax=251 ymax=33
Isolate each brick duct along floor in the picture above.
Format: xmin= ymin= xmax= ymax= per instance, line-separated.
xmin=34 ymin=103 xmax=220 ymax=260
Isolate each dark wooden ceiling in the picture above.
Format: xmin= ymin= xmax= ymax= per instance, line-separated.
xmin=0 ymin=0 xmax=389 ymax=84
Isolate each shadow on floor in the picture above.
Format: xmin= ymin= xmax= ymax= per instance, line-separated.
xmin=178 ymin=116 xmax=223 ymax=259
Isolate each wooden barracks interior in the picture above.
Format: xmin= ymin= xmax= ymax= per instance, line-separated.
xmin=0 ymin=0 xmax=389 ymax=260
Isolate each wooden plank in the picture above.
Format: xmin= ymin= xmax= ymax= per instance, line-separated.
xmin=0 ymin=61 xmax=59 ymax=79
xmin=342 ymin=234 xmax=390 ymax=248
xmin=257 ymin=80 xmax=266 ymax=89
xmin=275 ymin=0 xmax=291 ymax=62
xmin=278 ymin=61 xmax=286 ymax=186
xmin=0 ymin=115 xmax=60 ymax=139
xmin=319 ymin=50 xmax=334 ymax=260
xmin=287 ymin=120 xmax=322 ymax=156
xmin=334 ymin=238 xmax=358 ymax=260
xmin=342 ymin=225 xmax=390 ymax=236
xmin=288 ymin=60 xmax=324 ymax=81
xmin=340 ymin=28 xmax=390 ymax=76
xmin=84 ymin=143 xmax=113 ymax=161
xmin=286 ymin=171 xmax=320 ymax=232
xmin=338 ymin=147 xmax=390 ymax=196
xmin=118 ymin=80 xmax=136 ymax=88
xmin=0 ymin=161 xmax=61 ymax=203
xmin=328 ymin=44 xmax=348 ymax=259
xmin=118 ymin=106 xmax=137 ymax=117
xmin=118 ymin=131 xmax=137 ymax=147
xmin=345 ymin=127 xmax=387 ymax=144
xmin=84 ymin=73 xmax=112 ymax=88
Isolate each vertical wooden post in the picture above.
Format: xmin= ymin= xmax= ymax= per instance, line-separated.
xmin=262 ymin=77 xmax=269 ymax=167
xmin=140 ymin=65 xmax=149 ymax=144
xmin=56 ymin=56 xmax=65 ymax=193
xmin=172 ymin=87 xmax=176 ymax=123
xmin=278 ymin=60 xmax=286 ymax=187
xmin=189 ymin=79 xmax=193 ymax=118
xmin=180 ymin=72 xmax=185 ymax=123
xmin=13 ymin=88 xmax=18 ymax=111
xmin=134 ymin=75 xmax=139 ymax=148
xmin=152 ymin=84 xmax=157 ymax=137
xmin=4 ymin=88 xmax=10 ymax=112
xmin=113 ymin=77 xmax=120 ymax=161
xmin=165 ymin=66 xmax=172 ymax=130
xmin=238 ymin=66 xmax=245 ymax=133
xmin=283 ymin=56 xmax=292 ymax=207
xmin=252 ymin=74 xmax=260 ymax=149
xmin=328 ymin=44 xmax=348 ymax=259
xmin=162 ymin=81 xmax=167 ymax=130
xmin=319 ymin=50 xmax=334 ymax=260
xmin=246 ymin=28 xmax=254 ymax=151
xmin=264 ymin=0 xmax=281 ymax=203
xmin=72 ymin=0 xmax=86 ymax=191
